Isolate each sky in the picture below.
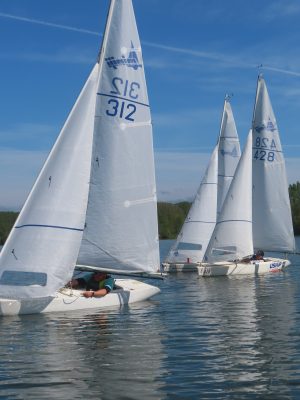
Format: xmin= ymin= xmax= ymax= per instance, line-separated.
xmin=1 ymin=0 xmax=300 ymax=210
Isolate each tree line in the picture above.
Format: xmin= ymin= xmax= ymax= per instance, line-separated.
xmin=0 ymin=182 xmax=300 ymax=244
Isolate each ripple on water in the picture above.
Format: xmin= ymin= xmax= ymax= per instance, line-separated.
xmin=0 ymin=241 xmax=300 ymax=399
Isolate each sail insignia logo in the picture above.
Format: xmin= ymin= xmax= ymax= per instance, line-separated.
xmin=255 ymin=118 xmax=277 ymax=133
xmin=220 ymin=146 xmax=239 ymax=157
xmin=105 ymin=42 xmax=142 ymax=70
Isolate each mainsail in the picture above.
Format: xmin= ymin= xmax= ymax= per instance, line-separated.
xmin=204 ymin=131 xmax=253 ymax=263
xmin=77 ymin=0 xmax=159 ymax=272
xmin=217 ymin=98 xmax=241 ymax=216
xmin=252 ymin=76 xmax=295 ymax=253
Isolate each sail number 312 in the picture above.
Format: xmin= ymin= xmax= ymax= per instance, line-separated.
xmin=106 ymin=77 xmax=140 ymax=121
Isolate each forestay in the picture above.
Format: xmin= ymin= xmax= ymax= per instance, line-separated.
xmin=0 ymin=65 xmax=99 ymax=299
xmin=217 ymin=99 xmax=241 ymax=216
xmin=204 ymin=131 xmax=253 ymax=263
xmin=165 ymin=146 xmax=218 ymax=263
xmin=77 ymin=0 xmax=159 ymax=272
xmin=252 ymin=76 xmax=295 ymax=253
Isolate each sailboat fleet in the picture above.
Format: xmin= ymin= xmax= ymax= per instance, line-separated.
xmin=0 ymin=1 xmax=296 ymax=315
xmin=163 ymin=97 xmax=241 ymax=272
xmin=164 ymin=75 xmax=295 ymax=276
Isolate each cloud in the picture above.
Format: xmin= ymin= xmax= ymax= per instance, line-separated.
xmin=265 ymin=1 xmax=300 ymax=20
xmin=285 ymin=157 xmax=300 ymax=184
xmin=0 ymin=12 xmax=100 ymax=36
xmin=155 ymin=150 xmax=300 ymax=202
xmin=0 ymin=148 xmax=47 ymax=210
xmin=1 ymin=12 xmax=300 ymax=77
xmin=153 ymin=108 xmax=219 ymax=129
xmin=0 ymin=49 xmax=94 ymax=65
xmin=261 ymin=65 xmax=300 ymax=78
xmin=0 ymin=123 xmax=57 ymax=150
xmin=155 ymin=151 xmax=211 ymax=202
xmin=1 ymin=147 xmax=299 ymax=210
xmin=144 ymin=40 xmax=300 ymax=77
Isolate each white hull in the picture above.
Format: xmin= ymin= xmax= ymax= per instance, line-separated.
xmin=0 ymin=279 xmax=160 ymax=316
xmin=162 ymin=262 xmax=199 ymax=273
xmin=198 ymin=258 xmax=290 ymax=277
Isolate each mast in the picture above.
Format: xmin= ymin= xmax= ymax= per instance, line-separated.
xmin=97 ymin=0 xmax=115 ymax=66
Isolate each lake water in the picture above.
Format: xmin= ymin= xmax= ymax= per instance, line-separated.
xmin=1 ymin=239 xmax=300 ymax=399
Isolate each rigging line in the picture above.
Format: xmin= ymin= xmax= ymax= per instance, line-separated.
xmin=76 ymin=265 xmax=164 ymax=280
xmin=15 ymin=224 xmax=84 ymax=232
xmin=81 ymin=237 xmax=129 ymax=266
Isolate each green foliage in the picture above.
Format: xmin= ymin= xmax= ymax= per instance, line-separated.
xmin=0 ymin=212 xmax=18 ymax=245
xmin=289 ymin=182 xmax=300 ymax=235
xmin=157 ymin=201 xmax=191 ymax=239
xmin=1 ymin=184 xmax=300 ymax=244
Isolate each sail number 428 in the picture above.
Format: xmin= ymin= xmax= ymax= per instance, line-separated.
xmin=106 ymin=77 xmax=140 ymax=121
xmin=254 ymin=136 xmax=276 ymax=162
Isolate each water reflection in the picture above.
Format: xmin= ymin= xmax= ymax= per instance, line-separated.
xmin=0 ymin=239 xmax=300 ymax=399
xmin=0 ymin=302 xmax=165 ymax=399
xmin=156 ymin=256 xmax=300 ymax=399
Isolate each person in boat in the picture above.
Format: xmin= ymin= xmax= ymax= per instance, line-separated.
xmin=70 ymin=271 xmax=115 ymax=298
xmin=241 ymin=250 xmax=265 ymax=263
xmin=253 ymin=250 xmax=264 ymax=260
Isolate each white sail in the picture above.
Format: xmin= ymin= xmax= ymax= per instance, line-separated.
xmin=217 ymin=98 xmax=241 ymax=216
xmin=204 ymin=131 xmax=253 ymax=263
xmin=165 ymin=98 xmax=240 ymax=265
xmin=165 ymin=146 xmax=218 ymax=263
xmin=0 ymin=65 xmax=99 ymax=299
xmin=77 ymin=0 xmax=159 ymax=272
xmin=252 ymin=76 xmax=295 ymax=252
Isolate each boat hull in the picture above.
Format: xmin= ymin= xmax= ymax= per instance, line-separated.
xmin=162 ymin=262 xmax=199 ymax=273
xmin=0 ymin=279 xmax=160 ymax=316
xmin=198 ymin=258 xmax=291 ymax=277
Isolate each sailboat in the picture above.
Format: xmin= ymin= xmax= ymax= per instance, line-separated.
xmin=0 ymin=0 xmax=161 ymax=315
xmin=198 ymin=75 xmax=295 ymax=276
xmin=162 ymin=98 xmax=241 ymax=272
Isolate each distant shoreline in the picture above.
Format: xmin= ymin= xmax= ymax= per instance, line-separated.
xmin=1 ymin=183 xmax=300 ymax=244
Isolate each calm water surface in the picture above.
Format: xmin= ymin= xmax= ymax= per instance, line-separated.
xmin=1 ymin=239 xmax=300 ymax=399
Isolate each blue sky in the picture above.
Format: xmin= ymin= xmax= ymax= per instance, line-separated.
xmin=1 ymin=0 xmax=300 ymax=210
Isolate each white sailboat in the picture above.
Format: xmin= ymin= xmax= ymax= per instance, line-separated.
xmin=0 ymin=0 xmax=161 ymax=315
xmin=198 ymin=76 xmax=294 ymax=276
xmin=252 ymin=76 xmax=295 ymax=253
xmin=163 ymin=98 xmax=241 ymax=272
